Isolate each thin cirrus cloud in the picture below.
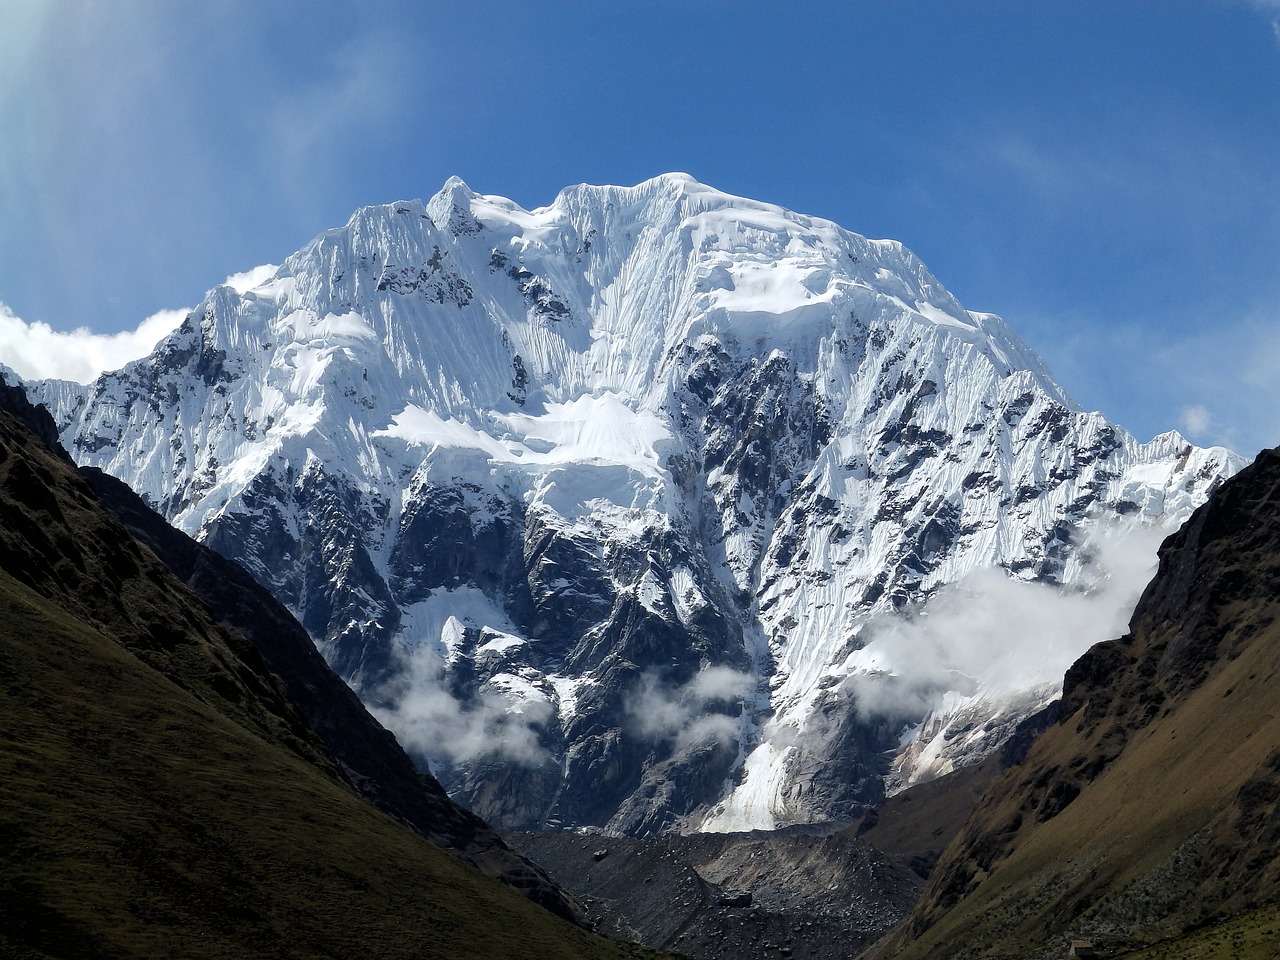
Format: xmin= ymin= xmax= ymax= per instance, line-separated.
xmin=262 ymin=30 xmax=416 ymax=201
xmin=921 ymin=97 xmax=1280 ymax=459
xmin=1241 ymin=0 xmax=1280 ymax=40
xmin=1159 ymin=311 xmax=1280 ymax=456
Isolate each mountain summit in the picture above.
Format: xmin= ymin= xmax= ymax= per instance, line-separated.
xmin=31 ymin=175 xmax=1243 ymax=835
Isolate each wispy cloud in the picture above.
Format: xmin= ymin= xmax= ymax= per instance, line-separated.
xmin=373 ymin=641 xmax=555 ymax=770
xmin=0 ymin=302 xmax=186 ymax=384
xmin=841 ymin=523 xmax=1167 ymax=721
xmin=1180 ymin=404 xmax=1214 ymax=438
xmin=1237 ymin=0 xmax=1280 ymax=43
xmin=0 ymin=3 xmax=428 ymax=334
xmin=223 ymin=264 xmax=278 ymax=294
xmin=628 ymin=666 xmax=755 ymax=749
xmin=259 ymin=29 xmax=415 ymax=211
xmin=1166 ymin=310 xmax=1280 ymax=455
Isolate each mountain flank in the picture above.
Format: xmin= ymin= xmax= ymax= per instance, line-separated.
xmin=0 ymin=394 xmax=665 ymax=958
xmin=30 ymin=175 xmax=1243 ymax=835
xmin=875 ymin=446 xmax=1280 ymax=959
xmin=2 ymin=368 xmax=579 ymax=918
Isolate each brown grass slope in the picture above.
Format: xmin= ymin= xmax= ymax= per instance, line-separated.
xmin=880 ymin=448 xmax=1280 ymax=960
xmin=0 ymin=408 xmax=666 ymax=959
xmin=849 ymin=754 xmax=1003 ymax=882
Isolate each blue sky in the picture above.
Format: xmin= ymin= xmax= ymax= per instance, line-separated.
xmin=1 ymin=0 xmax=1278 ymax=454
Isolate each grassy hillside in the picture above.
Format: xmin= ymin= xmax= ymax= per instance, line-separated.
xmin=1113 ymin=903 xmax=1280 ymax=960
xmin=0 ymin=571 xmax=664 ymax=959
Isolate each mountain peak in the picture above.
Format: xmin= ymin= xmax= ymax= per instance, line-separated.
xmin=29 ymin=176 xmax=1244 ymax=837
xmin=420 ymin=174 xmax=478 ymax=208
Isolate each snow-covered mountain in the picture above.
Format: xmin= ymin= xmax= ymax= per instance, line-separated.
xmin=31 ymin=174 xmax=1243 ymax=836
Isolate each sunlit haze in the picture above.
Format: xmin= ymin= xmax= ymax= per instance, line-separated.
xmin=1 ymin=0 xmax=1277 ymax=454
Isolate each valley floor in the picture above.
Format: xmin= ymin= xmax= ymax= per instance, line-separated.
xmin=507 ymin=829 xmax=922 ymax=960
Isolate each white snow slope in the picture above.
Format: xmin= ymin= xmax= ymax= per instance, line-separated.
xmin=30 ymin=174 xmax=1244 ymax=835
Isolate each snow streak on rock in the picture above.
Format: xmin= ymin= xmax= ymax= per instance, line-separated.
xmin=31 ymin=174 xmax=1244 ymax=835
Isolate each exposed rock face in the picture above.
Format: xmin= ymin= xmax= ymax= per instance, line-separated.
xmin=882 ymin=446 xmax=1280 ymax=959
xmin=28 ymin=175 xmax=1242 ymax=835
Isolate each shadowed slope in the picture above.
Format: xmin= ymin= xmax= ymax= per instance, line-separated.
xmin=78 ymin=462 xmax=581 ymax=919
xmin=846 ymin=702 xmax=1058 ymax=881
xmin=1 ymin=368 xmax=580 ymax=920
xmin=0 ymin=406 xmax=664 ymax=959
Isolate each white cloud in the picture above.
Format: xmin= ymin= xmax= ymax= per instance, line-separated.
xmin=372 ymin=639 xmax=553 ymax=770
xmin=841 ymin=522 xmax=1167 ymax=722
xmin=0 ymin=301 xmax=186 ymax=384
xmin=1180 ymin=404 xmax=1213 ymax=437
xmin=629 ymin=666 xmax=755 ymax=749
xmin=223 ymin=263 xmax=277 ymax=294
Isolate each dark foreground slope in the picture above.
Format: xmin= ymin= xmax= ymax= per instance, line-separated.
xmin=79 ymin=463 xmax=578 ymax=918
xmin=878 ymin=448 xmax=1280 ymax=960
xmin=0 ymin=407 xmax=663 ymax=960
xmin=0 ymin=371 xmax=578 ymax=919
